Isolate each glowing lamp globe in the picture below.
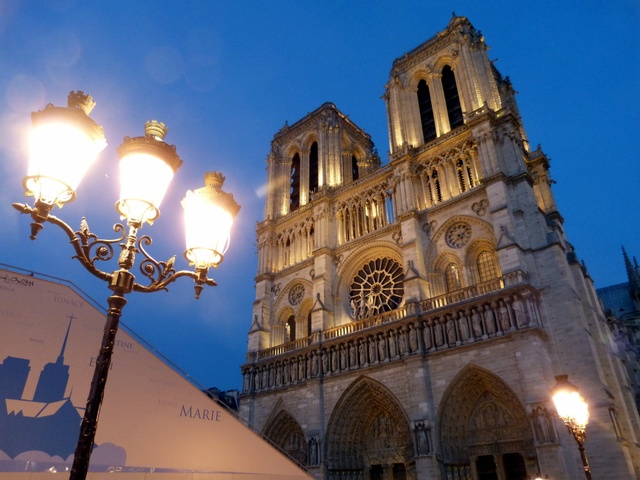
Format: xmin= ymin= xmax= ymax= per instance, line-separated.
xmin=551 ymin=374 xmax=589 ymax=434
xmin=115 ymin=121 xmax=183 ymax=227
xmin=182 ymin=172 xmax=240 ymax=270
xmin=25 ymin=91 xmax=106 ymax=208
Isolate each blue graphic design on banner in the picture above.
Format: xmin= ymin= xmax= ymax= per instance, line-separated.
xmin=0 ymin=267 xmax=311 ymax=479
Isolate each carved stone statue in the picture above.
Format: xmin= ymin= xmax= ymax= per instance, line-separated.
xmin=434 ymin=320 xmax=444 ymax=347
xmin=498 ymin=300 xmax=511 ymax=331
xmin=471 ymin=308 xmax=483 ymax=337
xmin=398 ymin=328 xmax=408 ymax=354
xmin=446 ymin=316 xmax=456 ymax=345
xmin=349 ymin=342 xmax=357 ymax=367
xmin=458 ymin=311 xmax=470 ymax=341
xmin=484 ymin=304 xmax=496 ymax=334
xmin=359 ymin=339 xmax=367 ymax=365
xmin=389 ymin=330 xmax=398 ymax=357
xmin=409 ymin=325 xmax=418 ymax=352
xmin=378 ymin=334 xmax=387 ymax=361
xmin=422 ymin=321 xmax=432 ymax=350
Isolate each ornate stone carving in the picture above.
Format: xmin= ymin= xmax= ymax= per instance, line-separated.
xmin=445 ymin=222 xmax=471 ymax=248
xmin=350 ymin=257 xmax=404 ymax=319
xmin=471 ymin=199 xmax=488 ymax=216
xmin=288 ymin=284 xmax=305 ymax=305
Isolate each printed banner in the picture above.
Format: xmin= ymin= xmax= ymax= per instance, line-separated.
xmin=0 ymin=268 xmax=311 ymax=479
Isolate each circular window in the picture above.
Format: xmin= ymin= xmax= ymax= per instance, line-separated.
xmin=445 ymin=222 xmax=471 ymax=248
xmin=288 ymin=284 xmax=305 ymax=305
xmin=350 ymin=257 xmax=404 ymax=319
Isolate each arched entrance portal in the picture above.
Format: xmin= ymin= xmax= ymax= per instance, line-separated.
xmin=437 ymin=366 xmax=538 ymax=480
xmin=263 ymin=410 xmax=307 ymax=466
xmin=325 ymin=377 xmax=415 ymax=480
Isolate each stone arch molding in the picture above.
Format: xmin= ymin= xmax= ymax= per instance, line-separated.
xmin=325 ymin=376 xmax=414 ymax=477
xmin=433 ymin=53 xmax=460 ymax=73
xmin=271 ymin=279 xmax=314 ymax=343
xmin=335 ymin=241 xmax=403 ymax=298
xmin=284 ymin=142 xmax=302 ymax=159
xmin=274 ymin=279 xmax=314 ymax=320
xmin=426 ymin=214 xmax=496 ymax=269
xmin=406 ymin=66 xmax=434 ymax=90
xmin=263 ymin=400 xmax=308 ymax=466
xmin=436 ymin=365 xmax=537 ymax=468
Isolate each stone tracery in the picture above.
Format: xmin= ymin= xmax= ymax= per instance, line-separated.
xmin=325 ymin=377 xmax=414 ymax=480
xmin=437 ymin=366 xmax=537 ymax=477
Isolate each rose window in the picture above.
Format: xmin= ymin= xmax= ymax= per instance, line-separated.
xmin=288 ymin=284 xmax=305 ymax=305
xmin=350 ymin=257 xmax=404 ymax=319
xmin=445 ymin=222 xmax=471 ymax=248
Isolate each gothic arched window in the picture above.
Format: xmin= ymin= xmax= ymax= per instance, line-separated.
xmin=309 ymin=141 xmax=319 ymax=194
xmin=352 ymin=154 xmax=359 ymax=181
xmin=477 ymin=251 xmax=499 ymax=283
xmin=290 ymin=153 xmax=300 ymax=211
xmin=456 ymin=158 xmax=476 ymax=193
xmin=445 ymin=263 xmax=462 ymax=292
xmin=417 ymin=79 xmax=436 ymax=143
xmin=432 ymin=169 xmax=443 ymax=203
xmin=442 ymin=65 xmax=463 ymax=129
xmin=286 ymin=315 xmax=296 ymax=342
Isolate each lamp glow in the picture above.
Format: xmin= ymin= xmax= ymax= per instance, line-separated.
xmin=551 ymin=374 xmax=592 ymax=480
xmin=183 ymin=171 xmax=240 ymax=269
xmin=551 ymin=374 xmax=589 ymax=433
xmin=25 ymin=91 xmax=106 ymax=208
xmin=15 ymin=90 xmax=237 ymax=480
xmin=116 ymin=121 xmax=182 ymax=227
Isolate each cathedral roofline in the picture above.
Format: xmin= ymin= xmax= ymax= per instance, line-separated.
xmin=272 ymin=102 xmax=372 ymax=146
xmin=390 ymin=15 xmax=474 ymax=72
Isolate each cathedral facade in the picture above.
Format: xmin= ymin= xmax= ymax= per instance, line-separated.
xmin=239 ymin=16 xmax=640 ymax=480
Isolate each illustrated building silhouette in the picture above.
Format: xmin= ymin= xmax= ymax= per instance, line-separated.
xmin=0 ymin=316 xmax=80 ymax=459
xmin=239 ymin=15 xmax=640 ymax=480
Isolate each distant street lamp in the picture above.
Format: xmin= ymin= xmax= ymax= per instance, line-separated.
xmin=551 ymin=374 xmax=591 ymax=480
xmin=13 ymin=91 xmax=240 ymax=480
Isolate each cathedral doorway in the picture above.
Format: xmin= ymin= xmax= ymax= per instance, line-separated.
xmin=325 ymin=377 xmax=415 ymax=480
xmin=437 ymin=366 xmax=537 ymax=480
xmin=263 ymin=410 xmax=307 ymax=466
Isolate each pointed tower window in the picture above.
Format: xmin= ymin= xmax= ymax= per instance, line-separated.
xmin=309 ymin=142 xmax=319 ymax=195
xmin=352 ymin=154 xmax=359 ymax=181
xmin=442 ymin=65 xmax=463 ymax=129
xmin=432 ymin=169 xmax=443 ymax=203
xmin=290 ymin=153 xmax=300 ymax=211
xmin=417 ymin=79 xmax=436 ymax=143
xmin=456 ymin=158 xmax=476 ymax=193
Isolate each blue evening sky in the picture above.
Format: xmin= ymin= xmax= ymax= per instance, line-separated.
xmin=0 ymin=1 xmax=638 ymax=391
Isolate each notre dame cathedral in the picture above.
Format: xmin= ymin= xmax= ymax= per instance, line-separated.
xmin=238 ymin=15 xmax=640 ymax=480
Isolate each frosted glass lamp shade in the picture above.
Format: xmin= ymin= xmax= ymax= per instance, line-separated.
xmin=25 ymin=91 xmax=106 ymax=207
xmin=551 ymin=374 xmax=589 ymax=430
xmin=183 ymin=172 xmax=240 ymax=269
xmin=115 ymin=121 xmax=182 ymax=227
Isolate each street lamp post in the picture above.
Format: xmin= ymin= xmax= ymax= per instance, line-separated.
xmin=551 ymin=374 xmax=592 ymax=480
xmin=13 ymin=91 xmax=240 ymax=480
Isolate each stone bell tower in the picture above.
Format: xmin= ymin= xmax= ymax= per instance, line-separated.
xmin=248 ymin=102 xmax=380 ymax=355
xmin=240 ymin=15 xmax=640 ymax=480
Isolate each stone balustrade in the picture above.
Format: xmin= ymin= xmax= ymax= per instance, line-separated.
xmin=242 ymin=272 xmax=541 ymax=394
